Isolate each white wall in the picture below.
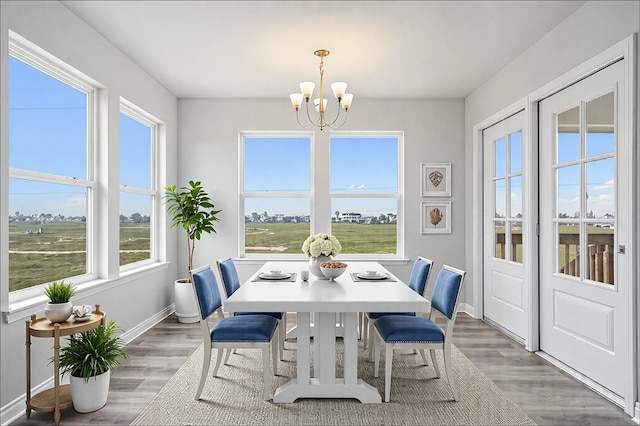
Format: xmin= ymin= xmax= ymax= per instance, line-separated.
xmin=463 ymin=0 xmax=640 ymax=311
xmin=177 ymin=98 xmax=465 ymax=294
xmin=0 ymin=1 xmax=179 ymax=415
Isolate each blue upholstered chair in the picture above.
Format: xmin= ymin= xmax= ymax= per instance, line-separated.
xmin=373 ymin=264 xmax=466 ymax=402
xmin=190 ymin=264 xmax=279 ymax=400
xmin=363 ymin=257 xmax=433 ymax=358
xmin=216 ymin=257 xmax=286 ymax=361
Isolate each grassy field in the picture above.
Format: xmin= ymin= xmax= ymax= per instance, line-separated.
xmin=9 ymin=221 xmax=394 ymax=292
xmin=9 ymin=222 xmax=150 ymax=291
xmin=245 ymin=222 xmax=397 ymax=254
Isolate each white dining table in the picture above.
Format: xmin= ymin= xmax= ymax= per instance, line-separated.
xmin=223 ymin=261 xmax=430 ymax=403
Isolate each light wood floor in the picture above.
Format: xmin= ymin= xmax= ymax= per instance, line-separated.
xmin=13 ymin=313 xmax=633 ymax=425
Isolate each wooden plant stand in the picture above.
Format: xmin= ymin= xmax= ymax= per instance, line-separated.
xmin=25 ymin=304 xmax=106 ymax=425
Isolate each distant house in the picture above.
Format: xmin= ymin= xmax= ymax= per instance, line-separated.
xmin=341 ymin=212 xmax=363 ymax=223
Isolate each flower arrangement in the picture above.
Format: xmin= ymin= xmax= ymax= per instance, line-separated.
xmin=302 ymin=233 xmax=342 ymax=258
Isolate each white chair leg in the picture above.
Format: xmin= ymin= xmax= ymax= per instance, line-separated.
xmin=367 ymin=319 xmax=375 ymax=361
xmin=444 ymin=344 xmax=459 ymax=401
xmin=384 ymin=345 xmax=393 ymax=402
xmin=419 ymin=349 xmax=429 ymax=365
xmin=362 ymin=315 xmax=369 ymax=348
xmin=430 ymin=349 xmax=440 ymax=378
xmin=212 ymin=346 xmax=224 ymax=377
xmin=195 ymin=343 xmax=212 ymax=400
xmin=262 ymin=346 xmax=271 ymax=400
xmin=358 ymin=312 xmax=363 ymax=340
xmin=278 ymin=318 xmax=284 ymax=360
xmin=272 ymin=332 xmax=278 ymax=375
xmin=223 ymin=348 xmax=232 ymax=364
xmin=373 ymin=334 xmax=381 ymax=377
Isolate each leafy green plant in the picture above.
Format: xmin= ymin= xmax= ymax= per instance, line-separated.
xmin=57 ymin=321 xmax=129 ymax=382
xmin=44 ymin=280 xmax=76 ymax=303
xmin=164 ymin=180 xmax=221 ymax=273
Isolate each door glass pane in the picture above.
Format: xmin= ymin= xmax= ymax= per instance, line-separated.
xmin=244 ymin=198 xmax=310 ymax=254
xmin=586 ymin=158 xmax=614 ymax=219
xmin=509 ymin=131 xmax=522 ymax=173
xmin=557 ymin=106 xmax=580 ymax=164
xmin=586 ymin=222 xmax=615 ymax=285
xmin=557 ymin=223 xmax=579 ymax=277
xmin=494 ymin=220 xmax=506 ymax=260
xmin=557 ymin=165 xmax=580 ymax=218
xmin=510 ymin=222 xmax=523 ymax=263
xmin=494 ymin=137 xmax=506 ymax=176
xmin=495 ymin=179 xmax=506 ymax=218
xmin=586 ymin=92 xmax=614 ymax=157
xmin=509 ymin=175 xmax=522 ymax=218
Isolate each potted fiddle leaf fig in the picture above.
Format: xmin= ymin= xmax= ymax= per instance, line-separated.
xmin=43 ymin=280 xmax=76 ymax=323
xmin=57 ymin=321 xmax=129 ymax=413
xmin=164 ymin=180 xmax=221 ymax=323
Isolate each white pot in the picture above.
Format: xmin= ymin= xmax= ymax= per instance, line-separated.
xmin=174 ymin=279 xmax=200 ymax=323
xmin=309 ymin=255 xmax=332 ymax=279
xmin=44 ymin=302 xmax=73 ymax=323
xmin=70 ymin=369 xmax=110 ymax=413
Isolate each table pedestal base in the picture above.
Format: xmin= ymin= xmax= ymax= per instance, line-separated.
xmin=275 ymin=312 xmax=381 ymax=403
xmin=274 ymin=378 xmax=381 ymax=403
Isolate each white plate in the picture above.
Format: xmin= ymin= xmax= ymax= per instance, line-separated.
xmin=258 ymin=272 xmax=291 ymax=280
xmin=357 ymin=272 xmax=388 ymax=280
xmin=73 ymin=314 xmax=92 ymax=322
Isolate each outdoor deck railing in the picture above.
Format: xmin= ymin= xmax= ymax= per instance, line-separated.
xmin=495 ymin=232 xmax=614 ymax=284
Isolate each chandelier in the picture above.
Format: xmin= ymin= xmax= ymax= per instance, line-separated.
xmin=289 ymin=49 xmax=353 ymax=131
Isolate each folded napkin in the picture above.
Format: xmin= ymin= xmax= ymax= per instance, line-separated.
xmin=252 ymin=272 xmax=297 ymax=282
xmin=350 ymin=272 xmax=397 ymax=282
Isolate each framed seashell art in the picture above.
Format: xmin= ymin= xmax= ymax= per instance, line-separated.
xmin=420 ymin=201 xmax=451 ymax=234
xmin=420 ymin=163 xmax=451 ymax=197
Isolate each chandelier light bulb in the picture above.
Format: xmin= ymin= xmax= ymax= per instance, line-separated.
xmin=331 ymin=82 xmax=347 ymax=100
xmin=290 ymin=93 xmax=303 ymax=110
xmin=299 ymin=82 xmax=315 ymax=100
xmin=342 ymin=93 xmax=353 ymax=110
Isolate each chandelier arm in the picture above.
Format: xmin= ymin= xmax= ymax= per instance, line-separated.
xmin=295 ymin=107 xmax=312 ymax=129
xmin=304 ymin=99 xmax=323 ymax=128
xmin=325 ymin=101 xmax=344 ymax=127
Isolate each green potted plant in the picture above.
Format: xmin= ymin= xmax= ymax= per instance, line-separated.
xmin=57 ymin=321 xmax=129 ymax=413
xmin=43 ymin=280 xmax=76 ymax=323
xmin=164 ymin=180 xmax=221 ymax=323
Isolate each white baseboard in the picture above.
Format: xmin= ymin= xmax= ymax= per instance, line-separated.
xmin=633 ymin=401 xmax=639 ymax=425
xmin=0 ymin=305 xmax=176 ymax=426
xmin=459 ymin=302 xmax=477 ymax=318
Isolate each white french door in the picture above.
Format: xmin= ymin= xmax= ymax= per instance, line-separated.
xmin=539 ymin=59 xmax=629 ymax=398
xmin=483 ymin=111 xmax=528 ymax=340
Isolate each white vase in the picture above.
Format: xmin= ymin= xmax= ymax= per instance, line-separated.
xmin=174 ymin=279 xmax=200 ymax=323
xmin=309 ymin=254 xmax=332 ymax=279
xmin=70 ymin=369 xmax=110 ymax=413
xmin=44 ymin=302 xmax=73 ymax=323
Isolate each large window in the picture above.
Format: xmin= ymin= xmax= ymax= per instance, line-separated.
xmin=8 ymin=47 xmax=95 ymax=293
xmin=241 ymin=134 xmax=312 ymax=255
xmin=240 ymin=132 xmax=403 ymax=258
xmin=330 ymin=135 xmax=400 ymax=255
xmin=119 ymin=101 xmax=159 ymax=268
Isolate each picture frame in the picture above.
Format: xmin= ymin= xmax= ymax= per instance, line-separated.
xmin=420 ymin=201 xmax=451 ymax=234
xmin=420 ymin=163 xmax=451 ymax=197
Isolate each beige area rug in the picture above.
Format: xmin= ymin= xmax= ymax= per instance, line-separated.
xmin=132 ymin=340 xmax=535 ymax=425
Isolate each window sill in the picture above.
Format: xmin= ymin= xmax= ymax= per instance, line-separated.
xmin=234 ymin=256 xmax=411 ymax=267
xmin=3 ymin=262 xmax=170 ymax=324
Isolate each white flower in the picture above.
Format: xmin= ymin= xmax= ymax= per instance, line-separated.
xmin=302 ymin=233 xmax=342 ymax=257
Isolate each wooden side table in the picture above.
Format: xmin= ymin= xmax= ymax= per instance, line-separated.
xmin=25 ymin=304 xmax=106 ymax=425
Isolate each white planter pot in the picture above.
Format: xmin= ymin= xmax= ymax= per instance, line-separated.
xmin=174 ymin=279 xmax=200 ymax=323
xmin=70 ymin=369 xmax=110 ymax=413
xmin=44 ymin=302 xmax=73 ymax=323
xmin=309 ymin=255 xmax=332 ymax=279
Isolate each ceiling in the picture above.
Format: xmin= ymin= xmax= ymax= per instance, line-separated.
xmin=61 ymin=1 xmax=586 ymax=100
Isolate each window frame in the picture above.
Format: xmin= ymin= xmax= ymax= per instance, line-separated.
xmin=119 ymin=98 xmax=160 ymax=271
xmin=238 ymin=130 xmax=404 ymax=260
xmin=6 ymin=38 xmax=99 ymax=306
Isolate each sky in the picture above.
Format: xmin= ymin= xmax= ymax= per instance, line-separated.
xmin=8 ymin=54 xmax=615 ymax=220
